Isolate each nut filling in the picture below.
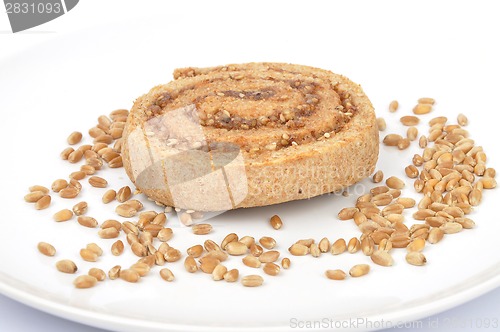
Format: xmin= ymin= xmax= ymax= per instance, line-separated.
xmin=140 ymin=66 xmax=359 ymax=154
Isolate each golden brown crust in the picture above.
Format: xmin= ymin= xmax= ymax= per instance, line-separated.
xmin=122 ymin=63 xmax=378 ymax=211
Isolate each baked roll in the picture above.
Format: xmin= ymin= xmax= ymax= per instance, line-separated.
xmin=122 ymin=63 xmax=378 ymax=211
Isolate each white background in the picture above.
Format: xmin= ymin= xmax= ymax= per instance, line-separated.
xmin=1 ymin=1 xmax=499 ymax=331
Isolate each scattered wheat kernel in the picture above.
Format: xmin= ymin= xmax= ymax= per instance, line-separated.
xmin=376 ymin=117 xmax=387 ymax=131
xmin=159 ymin=268 xmax=175 ymax=282
xmin=37 ymin=242 xmax=56 ymax=256
xmin=241 ymin=275 xmax=264 ymax=287
xmin=371 ymin=251 xmax=393 ymax=266
xmin=281 ymin=257 xmax=291 ymax=269
xmin=389 ymin=100 xmax=399 ymax=112
xmin=89 ymin=268 xmax=106 ymax=281
xmin=102 ymin=189 xmax=116 ymax=203
xmin=407 ymin=126 xmax=418 ymax=141
xmin=259 ymin=236 xmax=276 ymax=249
xmin=35 ymin=195 xmax=51 ymax=210
xmin=56 ymin=260 xmax=77 ymax=274
xmin=88 ymin=176 xmax=108 ymax=188
xmin=270 ymin=215 xmax=283 ymax=230
xmin=400 ymin=115 xmax=420 ymax=126
xmin=192 ymin=223 xmax=212 ymax=235
xmin=326 ymin=269 xmax=347 ymax=280
xmin=67 ymin=131 xmax=83 ymax=145
xmin=120 ymin=269 xmax=140 ymax=283
xmin=73 ymin=275 xmax=97 ymax=289
xmin=72 ymin=201 xmax=88 ymax=216
xmin=457 ymin=113 xmax=468 ymax=126
xmin=372 ymin=170 xmax=384 ymax=183
xmin=406 ymin=252 xmax=427 ymax=266
xmin=413 ymin=103 xmax=432 ymax=115
xmin=386 ymin=176 xmax=405 ymax=189
xmin=349 ymin=264 xmax=370 ymax=277
xmin=53 ymin=209 xmax=73 ymax=222
xmin=223 ymin=269 xmax=239 ymax=282
xmin=383 ymin=134 xmax=403 ymax=146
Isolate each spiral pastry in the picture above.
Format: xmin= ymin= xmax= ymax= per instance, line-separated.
xmin=122 ymin=63 xmax=378 ymax=211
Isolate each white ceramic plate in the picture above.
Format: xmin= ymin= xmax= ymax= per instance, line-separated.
xmin=0 ymin=4 xmax=499 ymax=331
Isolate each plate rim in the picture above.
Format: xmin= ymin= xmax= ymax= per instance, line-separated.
xmin=1 ymin=268 xmax=499 ymax=332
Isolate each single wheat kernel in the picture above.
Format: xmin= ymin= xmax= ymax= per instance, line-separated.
xmin=88 ymin=176 xmax=108 ymax=188
xmin=226 ymin=241 xmax=248 ymax=256
xmin=35 ymin=195 xmax=51 ymax=210
xmin=223 ymin=269 xmax=239 ymax=282
xmin=98 ymin=227 xmax=119 ymax=239
xmin=361 ymin=237 xmax=375 ymax=256
xmin=383 ymin=134 xmax=403 ymax=146
xmin=338 ymin=207 xmax=359 ymax=220
xmin=457 ymin=113 xmax=468 ymax=126
xmin=220 ymin=233 xmax=238 ymax=250
xmin=89 ymin=268 xmax=106 ymax=281
xmin=259 ymin=250 xmax=280 ymax=263
xmin=397 ymin=138 xmax=411 ymax=150
xmin=259 ymin=236 xmax=276 ymax=249
xmin=330 ymin=239 xmax=347 ymax=255
xmin=371 ymin=251 xmax=394 ymax=266
xmin=349 ymin=264 xmax=370 ymax=277
xmin=406 ymin=252 xmax=427 ymax=266
xmin=347 ymin=237 xmax=361 ymax=254
xmin=158 ymin=268 xmax=174 ymax=282
xmin=68 ymin=149 xmax=84 ymax=163
xmin=108 ymin=265 xmax=121 ymax=280
xmin=53 ymin=209 xmax=73 ymax=222
xmin=419 ymin=135 xmax=428 ymax=148
xmin=183 ymin=256 xmax=198 ymax=273
xmin=199 ymin=256 xmax=220 ymax=274
xmin=72 ymin=201 xmax=88 ymax=216
xmin=288 ymin=243 xmax=309 ymax=256
xmin=242 ymin=254 xmax=261 ymax=268
xmin=318 ymin=237 xmax=330 ymax=253
xmin=67 ymin=131 xmax=83 ymax=145
xmin=110 ymin=240 xmax=124 ymax=256
xmin=372 ymin=170 xmax=384 ymax=183
xmin=389 ymin=100 xmax=399 ymax=112
xmin=73 ymin=275 xmax=97 ymax=289
xmin=263 ymin=262 xmax=281 ymax=276
xmin=77 ymin=216 xmax=98 ymax=228
xmin=192 ymin=223 xmax=212 ymax=235
xmin=270 ymin=215 xmax=283 ymax=230
xmin=413 ymin=103 xmax=432 ymax=115
xmin=377 ymin=117 xmax=387 ymax=131
xmin=400 ymin=115 xmax=420 ymax=126
xmin=326 ymin=269 xmax=347 ymax=280
xmin=407 ymin=238 xmax=426 ymax=252
xmin=80 ymin=249 xmax=98 ymax=262
xmin=56 ymin=259 xmax=78 ymax=273
xmin=164 ymin=248 xmax=181 ymax=262
xmin=212 ymin=264 xmax=228 ymax=281
xmin=281 ymin=257 xmax=291 ymax=269
xmin=115 ymin=204 xmax=137 ymax=218
xmin=37 ymin=242 xmax=56 ymax=256
xmin=407 ymin=126 xmax=418 ymax=141
xmin=120 ymin=269 xmax=140 ymax=283
xmin=386 ymin=176 xmax=405 ymax=189
xmin=102 ymin=189 xmax=116 ymax=204
xmin=59 ymin=187 xmax=79 ymax=199
xmin=241 ymin=275 xmax=264 ymax=287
